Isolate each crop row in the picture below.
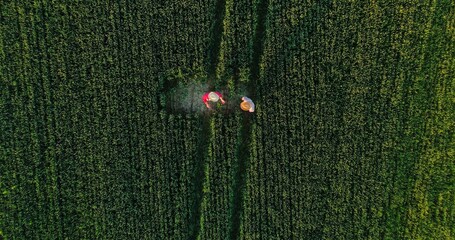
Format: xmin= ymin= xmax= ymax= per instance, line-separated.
xmin=217 ymin=0 xmax=257 ymax=83
xmin=0 ymin=0 xmax=209 ymax=238
xmin=155 ymin=1 xmax=216 ymax=73
xmin=240 ymin=0 xmax=454 ymax=239
xmin=198 ymin=113 xmax=241 ymax=239
xmin=1 ymin=0 xmax=453 ymax=239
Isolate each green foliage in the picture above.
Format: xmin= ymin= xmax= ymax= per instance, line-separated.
xmin=0 ymin=0 xmax=453 ymax=239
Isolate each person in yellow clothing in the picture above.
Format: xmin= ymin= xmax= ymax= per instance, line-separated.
xmin=240 ymin=96 xmax=255 ymax=112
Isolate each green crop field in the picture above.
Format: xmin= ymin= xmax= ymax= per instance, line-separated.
xmin=1 ymin=0 xmax=454 ymax=239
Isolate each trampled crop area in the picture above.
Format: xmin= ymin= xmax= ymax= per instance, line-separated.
xmin=0 ymin=1 xmax=454 ymax=239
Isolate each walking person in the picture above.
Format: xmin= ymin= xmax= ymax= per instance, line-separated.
xmin=240 ymin=96 xmax=255 ymax=112
xmin=202 ymin=91 xmax=226 ymax=109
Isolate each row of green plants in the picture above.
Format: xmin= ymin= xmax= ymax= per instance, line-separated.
xmin=197 ymin=113 xmax=241 ymax=240
xmin=241 ymin=0 xmax=454 ymax=239
xmin=1 ymin=0 xmax=453 ymax=239
xmin=0 ymin=0 xmax=214 ymax=239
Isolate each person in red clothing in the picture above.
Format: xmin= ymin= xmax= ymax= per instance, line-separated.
xmin=202 ymin=91 xmax=226 ymax=109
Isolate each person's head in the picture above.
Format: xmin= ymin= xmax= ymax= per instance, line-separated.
xmin=208 ymin=92 xmax=220 ymax=102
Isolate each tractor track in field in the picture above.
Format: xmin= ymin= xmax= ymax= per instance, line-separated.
xmin=206 ymin=0 xmax=228 ymax=84
xmin=190 ymin=0 xmax=227 ymax=238
xmin=2 ymin=1 xmax=454 ymax=239
xmin=192 ymin=0 xmax=270 ymax=237
xmin=228 ymin=0 xmax=270 ymax=239
xmin=188 ymin=116 xmax=212 ymax=240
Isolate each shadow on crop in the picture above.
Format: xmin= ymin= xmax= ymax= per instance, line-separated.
xmin=228 ymin=0 xmax=269 ymax=238
xmin=188 ymin=115 xmax=211 ymax=240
